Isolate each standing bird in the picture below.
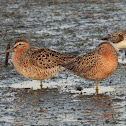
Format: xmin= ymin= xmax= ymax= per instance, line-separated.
xmin=0 ymin=40 xmax=75 ymax=88
xmin=61 ymin=42 xmax=118 ymax=93
xmin=101 ymin=30 xmax=126 ymax=51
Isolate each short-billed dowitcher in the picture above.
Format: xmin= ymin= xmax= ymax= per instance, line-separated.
xmin=62 ymin=42 xmax=118 ymax=93
xmin=101 ymin=30 xmax=126 ymax=51
xmin=0 ymin=40 xmax=75 ymax=88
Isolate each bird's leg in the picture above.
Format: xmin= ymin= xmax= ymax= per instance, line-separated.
xmin=40 ymin=80 xmax=42 ymax=89
xmin=96 ymin=81 xmax=100 ymax=94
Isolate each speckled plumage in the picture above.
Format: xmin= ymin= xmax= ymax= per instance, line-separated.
xmin=101 ymin=30 xmax=126 ymax=51
xmin=101 ymin=30 xmax=126 ymax=43
xmin=62 ymin=42 xmax=118 ymax=92
xmin=0 ymin=40 xmax=75 ymax=88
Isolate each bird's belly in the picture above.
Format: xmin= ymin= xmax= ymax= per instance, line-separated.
xmin=14 ymin=64 xmax=61 ymax=80
xmin=83 ymin=61 xmax=117 ymax=81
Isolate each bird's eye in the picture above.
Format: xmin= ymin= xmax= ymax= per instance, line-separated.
xmin=99 ymin=47 xmax=104 ymax=50
xmin=18 ymin=43 xmax=22 ymax=46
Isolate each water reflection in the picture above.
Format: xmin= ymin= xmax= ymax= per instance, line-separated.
xmin=6 ymin=88 xmax=119 ymax=125
xmin=77 ymin=94 xmax=119 ymax=124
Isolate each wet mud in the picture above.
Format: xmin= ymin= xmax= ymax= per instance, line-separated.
xmin=0 ymin=0 xmax=126 ymax=125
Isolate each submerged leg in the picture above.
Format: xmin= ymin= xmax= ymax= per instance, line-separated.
xmin=40 ymin=80 xmax=42 ymax=89
xmin=96 ymin=81 xmax=100 ymax=94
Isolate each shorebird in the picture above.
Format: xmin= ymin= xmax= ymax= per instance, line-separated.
xmin=62 ymin=42 xmax=118 ymax=93
xmin=101 ymin=29 xmax=126 ymax=51
xmin=0 ymin=40 xmax=75 ymax=88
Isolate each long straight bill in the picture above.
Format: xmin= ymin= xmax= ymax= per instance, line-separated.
xmin=0 ymin=47 xmax=14 ymax=55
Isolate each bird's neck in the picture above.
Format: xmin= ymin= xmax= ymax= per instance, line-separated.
xmin=12 ymin=49 xmax=28 ymax=61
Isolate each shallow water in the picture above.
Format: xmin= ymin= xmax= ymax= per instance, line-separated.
xmin=0 ymin=0 xmax=126 ymax=125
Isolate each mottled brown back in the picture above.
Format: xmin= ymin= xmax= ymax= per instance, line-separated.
xmin=23 ymin=47 xmax=75 ymax=69
xmin=101 ymin=30 xmax=126 ymax=43
xmin=62 ymin=50 xmax=99 ymax=78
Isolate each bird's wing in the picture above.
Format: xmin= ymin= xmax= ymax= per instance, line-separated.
xmin=25 ymin=48 xmax=75 ymax=69
xmin=101 ymin=30 xmax=126 ymax=43
xmin=101 ymin=34 xmax=124 ymax=43
xmin=62 ymin=51 xmax=98 ymax=77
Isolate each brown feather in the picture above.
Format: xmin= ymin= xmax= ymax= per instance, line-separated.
xmin=101 ymin=30 xmax=126 ymax=43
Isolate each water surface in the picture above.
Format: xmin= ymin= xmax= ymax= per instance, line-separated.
xmin=0 ymin=0 xmax=126 ymax=125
